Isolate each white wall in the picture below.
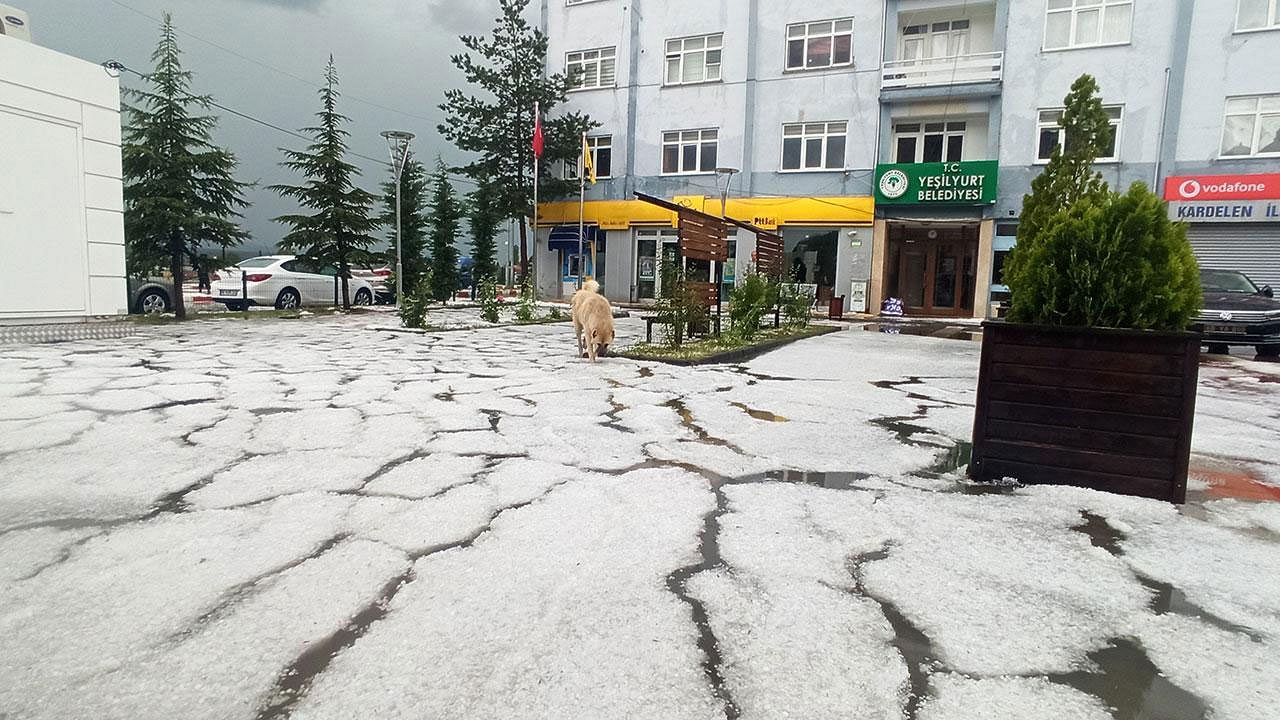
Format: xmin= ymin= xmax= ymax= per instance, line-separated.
xmin=0 ymin=35 xmax=125 ymax=322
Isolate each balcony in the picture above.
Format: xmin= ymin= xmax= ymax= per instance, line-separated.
xmin=881 ymin=51 xmax=1003 ymax=91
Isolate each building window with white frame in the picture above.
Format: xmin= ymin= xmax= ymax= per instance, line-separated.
xmin=1221 ymin=95 xmax=1280 ymax=156
xmin=566 ymin=47 xmax=616 ymax=90
xmin=661 ymin=129 xmax=718 ymax=175
xmin=893 ymin=121 xmax=966 ymax=163
xmin=901 ymin=20 xmax=971 ymax=60
xmin=563 ymin=135 xmax=613 ymax=179
xmin=785 ymin=18 xmax=854 ymax=70
xmin=665 ymin=34 xmax=723 ymax=85
xmin=1044 ymin=0 xmax=1132 ymax=50
xmin=781 ymin=122 xmax=847 ymax=170
xmin=1036 ymin=106 xmax=1123 ymax=162
xmin=1237 ymin=0 xmax=1280 ymax=30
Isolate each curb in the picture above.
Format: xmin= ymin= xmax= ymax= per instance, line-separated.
xmin=615 ymin=325 xmax=841 ymax=366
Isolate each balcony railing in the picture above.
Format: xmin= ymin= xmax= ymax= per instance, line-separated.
xmin=881 ymin=51 xmax=1004 ymax=90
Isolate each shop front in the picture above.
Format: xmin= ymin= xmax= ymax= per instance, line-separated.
xmin=546 ymin=225 xmax=605 ymax=298
xmin=1164 ymin=172 xmax=1280 ymax=289
xmin=870 ymin=161 xmax=997 ymax=318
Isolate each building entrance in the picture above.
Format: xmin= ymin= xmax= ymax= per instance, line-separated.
xmin=885 ymin=223 xmax=978 ymax=316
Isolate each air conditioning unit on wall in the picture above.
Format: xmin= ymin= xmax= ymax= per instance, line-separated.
xmin=0 ymin=4 xmax=31 ymax=42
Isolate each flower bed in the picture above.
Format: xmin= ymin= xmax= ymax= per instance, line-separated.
xmin=616 ymin=325 xmax=839 ymax=365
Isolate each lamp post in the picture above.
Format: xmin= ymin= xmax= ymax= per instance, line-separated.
xmin=380 ymin=130 xmax=415 ymax=306
xmin=714 ymin=167 xmax=739 ymax=218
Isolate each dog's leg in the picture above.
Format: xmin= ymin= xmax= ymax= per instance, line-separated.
xmin=574 ymin=318 xmax=585 ymax=358
xmin=587 ymin=331 xmax=598 ymax=362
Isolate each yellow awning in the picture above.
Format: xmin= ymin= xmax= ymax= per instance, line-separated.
xmin=537 ymin=195 xmax=874 ymax=230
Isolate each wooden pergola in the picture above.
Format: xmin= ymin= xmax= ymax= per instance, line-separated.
xmin=724 ymin=216 xmax=784 ymax=280
xmin=634 ymin=192 xmax=730 ymax=335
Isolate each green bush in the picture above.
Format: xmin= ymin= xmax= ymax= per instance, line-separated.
xmin=728 ymin=273 xmax=771 ymax=341
xmin=779 ymin=283 xmax=811 ymax=329
xmin=398 ymin=281 xmax=432 ymax=329
xmin=514 ymin=277 xmax=538 ymax=324
xmin=1005 ymin=183 xmax=1201 ymax=331
xmin=653 ymin=254 xmax=703 ymax=346
xmin=478 ymin=275 xmax=501 ymax=323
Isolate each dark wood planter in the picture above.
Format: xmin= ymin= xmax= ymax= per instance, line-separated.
xmin=969 ymin=322 xmax=1200 ymax=503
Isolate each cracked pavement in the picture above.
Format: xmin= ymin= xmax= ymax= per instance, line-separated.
xmin=1 ymin=311 xmax=1279 ymax=720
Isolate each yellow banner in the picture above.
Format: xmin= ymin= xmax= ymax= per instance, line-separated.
xmin=537 ymin=195 xmax=874 ymax=229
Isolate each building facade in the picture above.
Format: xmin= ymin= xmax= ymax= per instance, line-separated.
xmin=539 ymin=0 xmax=1280 ymax=314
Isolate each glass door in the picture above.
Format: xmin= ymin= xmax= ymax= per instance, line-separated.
xmin=931 ymin=243 xmax=959 ymax=310
xmin=899 ymin=247 xmax=928 ymax=310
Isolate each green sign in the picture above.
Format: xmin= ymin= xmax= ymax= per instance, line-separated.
xmin=874 ymin=161 xmax=998 ymax=205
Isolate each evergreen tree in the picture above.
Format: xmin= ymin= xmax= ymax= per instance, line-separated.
xmin=427 ymin=160 xmax=462 ymax=303
xmin=469 ymin=175 xmax=501 ymax=283
xmin=378 ymin=152 xmax=429 ymax=297
xmin=123 ymin=13 xmax=249 ymax=319
xmin=438 ymin=0 xmax=594 ymax=282
xmin=270 ymin=57 xmax=378 ymax=309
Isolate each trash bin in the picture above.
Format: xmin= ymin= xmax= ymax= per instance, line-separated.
xmin=828 ymin=295 xmax=844 ymax=320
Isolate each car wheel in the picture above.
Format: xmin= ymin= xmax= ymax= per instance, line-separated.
xmin=224 ymin=301 xmax=246 ymax=312
xmin=137 ymin=289 xmax=169 ymax=314
xmin=1206 ymin=343 xmax=1231 ymax=355
xmin=275 ymin=288 xmax=301 ymax=310
xmin=1256 ymin=345 xmax=1280 ymax=358
xmin=353 ymin=288 xmax=372 ymax=306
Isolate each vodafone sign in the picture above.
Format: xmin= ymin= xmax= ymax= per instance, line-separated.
xmin=1164 ymin=173 xmax=1280 ymax=201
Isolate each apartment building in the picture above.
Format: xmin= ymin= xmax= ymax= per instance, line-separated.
xmin=538 ymin=0 xmax=1280 ymax=316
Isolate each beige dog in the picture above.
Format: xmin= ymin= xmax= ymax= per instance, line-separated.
xmin=571 ymin=279 xmax=614 ymax=362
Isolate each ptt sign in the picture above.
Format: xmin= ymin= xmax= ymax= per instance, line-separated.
xmin=752 ymin=216 xmax=779 ymax=230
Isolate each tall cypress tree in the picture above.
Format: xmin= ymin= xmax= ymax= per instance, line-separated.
xmin=378 ymin=152 xmax=430 ymax=297
xmin=270 ymin=57 xmax=378 ymax=309
xmin=123 ymin=13 xmax=249 ymax=319
xmin=469 ymin=175 xmax=500 ymax=284
xmin=427 ymin=160 xmax=462 ymax=303
xmin=438 ymin=0 xmax=594 ymax=282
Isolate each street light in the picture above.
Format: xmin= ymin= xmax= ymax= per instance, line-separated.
xmin=381 ymin=129 xmax=415 ymax=306
xmin=715 ymin=167 xmax=740 ymax=218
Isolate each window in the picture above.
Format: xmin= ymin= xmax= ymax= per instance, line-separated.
xmin=1221 ymin=95 xmax=1280 ymax=156
xmin=566 ymin=47 xmax=616 ymax=90
xmin=1044 ymin=0 xmax=1132 ymax=50
xmin=901 ymin=20 xmax=970 ymax=60
xmin=1036 ymin=106 xmax=1122 ymax=162
xmin=665 ymin=33 xmax=722 ymax=85
xmin=1238 ymin=0 xmax=1280 ymax=30
xmin=563 ymin=135 xmax=613 ymax=179
xmin=781 ymin=122 xmax=847 ymax=170
xmin=661 ymin=129 xmax=718 ymax=175
xmin=893 ymin=121 xmax=966 ymax=163
xmin=785 ymin=18 xmax=853 ymax=70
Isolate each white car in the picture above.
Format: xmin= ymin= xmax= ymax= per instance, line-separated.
xmin=209 ymin=255 xmax=375 ymax=310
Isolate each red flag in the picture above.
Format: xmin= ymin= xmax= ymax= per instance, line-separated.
xmin=532 ymin=106 xmax=544 ymax=159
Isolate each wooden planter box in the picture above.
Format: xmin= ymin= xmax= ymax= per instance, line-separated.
xmin=969 ymin=322 xmax=1200 ymax=503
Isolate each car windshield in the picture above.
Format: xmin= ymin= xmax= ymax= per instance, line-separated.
xmin=237 ymin=257 xmax=278 ymax=269
xmin=1200 ymin=269 xmax=1258 ymax=293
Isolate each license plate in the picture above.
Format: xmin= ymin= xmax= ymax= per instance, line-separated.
xmin=219 ymin=289 xmax=241 ymax=297
xmin=1206 ymin=324 xmax=1247 ymax=334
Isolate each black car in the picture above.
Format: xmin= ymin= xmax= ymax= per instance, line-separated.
xmin=1193 ymin=269 xmax=1280 ymax=357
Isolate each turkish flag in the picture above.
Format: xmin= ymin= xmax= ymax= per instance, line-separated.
xmin=532 ymin=110 xmax=544 ymax=159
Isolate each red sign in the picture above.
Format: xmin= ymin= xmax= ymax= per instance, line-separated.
xmin=1164 ymin=173 xmax=1280 ymax=201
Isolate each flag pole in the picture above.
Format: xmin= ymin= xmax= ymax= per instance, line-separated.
xmin=577 ymin=131 xmax=586 ymax=291
xmin=531 ymin=102 xmax=539 ymax=297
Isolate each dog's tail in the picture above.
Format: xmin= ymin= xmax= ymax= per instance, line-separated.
xmin=583 ymin=279 xmax=601 ymax=295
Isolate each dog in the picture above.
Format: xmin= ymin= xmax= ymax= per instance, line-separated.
xmin=571 ymin=279 xmax=614 ymax=362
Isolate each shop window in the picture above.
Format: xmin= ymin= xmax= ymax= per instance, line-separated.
xmin=566 ymin=47 xmax=616 ymax=91
xmin=1037 ymin=106 xmax=1122 ymax=162
xmin=1220 ymin=95 xmax=1280 ymax=157
xmin=1237 ymin=0 xmax=1280 ymax=31
xmin=1044 ymin=0 xmax=1132 ymax=50
xmin=893 ymin=121 xmax=965 ymax=163
xmin=901 ymin=19 xmax=970 ymax=60
xmin=563 ymin=135 xmax=613 ymax=179
xmin=785 ymin=18 xmax=854 ymax=71
xmin=665 ymin=33 xmax=723 ymax=85
xmin=781 ymin=121 xmax=847 ymax=171
xmin=661 ymin=128 xmax=718 ymax=175
xmin=992 ymin=250 xmax=1011 ymax=286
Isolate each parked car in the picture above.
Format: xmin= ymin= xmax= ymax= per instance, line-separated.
xmin=127 ymin=276 xmax=172 ymax=314
xmin=1193 ymin=268 xmax=1280 ymax=357
xmin=350 ymin=264 xmax=393 ymax=304
xmin=208 ymin=255 xmax=375 ymax=310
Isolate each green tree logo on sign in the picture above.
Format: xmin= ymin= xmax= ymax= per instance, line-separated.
xmin=879 ymin=169 xmax=909 ymax=199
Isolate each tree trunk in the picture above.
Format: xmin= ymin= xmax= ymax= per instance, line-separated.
xmin=518 ymin=218 xmax=529 ymax=286
xmin=169 ymin=232 xmax=186 ymax=320
xmin=339 ymin=259 xmax=350 ymax=309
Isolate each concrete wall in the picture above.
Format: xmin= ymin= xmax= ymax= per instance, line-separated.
xmin=0 ymin=35 xmax=125 ymax=323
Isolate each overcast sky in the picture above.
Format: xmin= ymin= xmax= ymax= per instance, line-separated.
xmin=21 ymin=0 xmax=509 ymax=257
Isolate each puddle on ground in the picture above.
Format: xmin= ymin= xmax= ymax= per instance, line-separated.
xmin=1047 ymin=638 xmax=1208 ymax=720
xmin=729 ymin=402 xmax=788 ymax=422
xmin=638 ymin=367 xmax=654 ymax=378
xmin=862 ymin=323 xmax=981 ymax=342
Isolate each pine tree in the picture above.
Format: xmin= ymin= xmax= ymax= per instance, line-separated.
xmin=378 ymin=152 xmax=430 ymax=297
xmin=427 ymin=160 xmax=462 ymax=303
xmin=438 ymin=0 xmax=594 ymax=282
xmin=469 ymin=175 xmax=501 ymax=284
xmin=123 ymin=13 xmax=249 ymax=319
xmin=270 ymin=57 xmax=378 ymax=309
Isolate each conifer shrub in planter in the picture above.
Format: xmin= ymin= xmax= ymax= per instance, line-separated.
xmin=970 ymin=75 xmax=1202 ymax=503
